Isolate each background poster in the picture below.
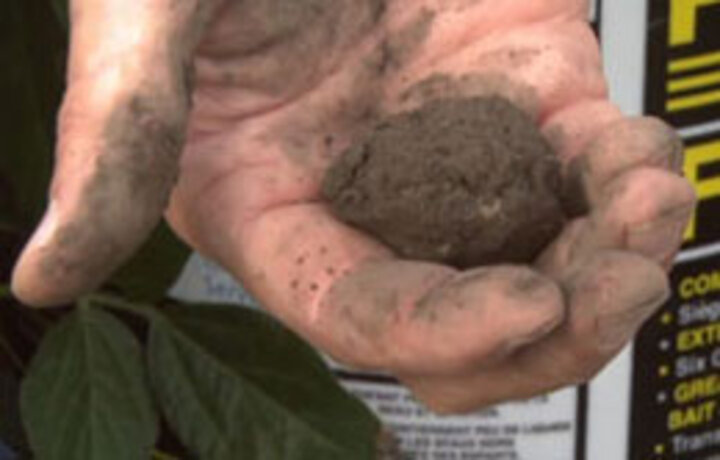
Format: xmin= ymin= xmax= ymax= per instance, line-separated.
xmin=628 ymin=1 xmax=720 ymax=459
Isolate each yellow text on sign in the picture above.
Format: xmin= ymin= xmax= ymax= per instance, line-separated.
xmin=677 ymin=323 xmax=720 ymax=352
xmin=684 ymin=140 xmax=720 ymax=242
xmin=668 ymin=400 xmax=717 ymax=431
xmin=670 ymin=0 xmax=720 ymax=47
xmin=674 ymin=374 xmax=720 ymax=404
xmin=679 ymin=270 xmax=720 ymax=299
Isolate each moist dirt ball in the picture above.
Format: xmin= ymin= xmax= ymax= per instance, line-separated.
xmin=322 ymin=96 xmax=566 ymax=269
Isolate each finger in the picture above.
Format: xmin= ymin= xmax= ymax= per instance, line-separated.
xmin=203 ymin=202 xmax=563 ymax=376
xmin=12 ymin=0 xmax=219 ymax=307
xmin=331 ymin=262 xmax=565 ymax=375
xmin=540 ymin=99 xmax=624 ymax=163
xmin=402 ymin=251 xmax=669 ymax=413
xmin=540 ymin=167 xmax=695 ymax=275
xmin=566 ymin=116 xmax=684 ymax=209
xmin=590 ymin=168 xmax=694 ymax=264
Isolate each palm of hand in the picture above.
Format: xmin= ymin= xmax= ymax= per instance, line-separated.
xmin=173 ymin=0 xmax=602 ymax=323
xmin=14 ymin=0 xmax=695 ymax=411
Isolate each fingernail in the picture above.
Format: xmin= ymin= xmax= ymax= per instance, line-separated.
xmin=503 ymin=313 xmax=562 ymax=354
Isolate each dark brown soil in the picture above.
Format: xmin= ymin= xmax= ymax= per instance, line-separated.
xmin=322 ymin=96 xmax=566 ymax=268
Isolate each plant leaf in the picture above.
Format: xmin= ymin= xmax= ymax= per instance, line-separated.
xmin=106 ymin=221 xmax=190 ymax=303
xmin=148 ymin=303 xmax=380 ymax=460
xmin=21 ymin=306 xmax=158 ymax=460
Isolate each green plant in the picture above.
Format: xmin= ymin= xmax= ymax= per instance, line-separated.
xmin=0 ymin=0 xmax=381 ymax=458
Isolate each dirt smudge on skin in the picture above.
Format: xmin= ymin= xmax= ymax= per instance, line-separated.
xmin=326 ymin=264 xmax=405 ymax=339
xmin=200 ymin=0 xmax=387 ymax=98
xmin=379 ymin=8 xmax=436 ymax=71
xmin=510 ymin=270 xmax=552 ymax=296
xmin=272 ymin=47 xmax=386 ymax=178
xmin=256 ymin=2 xmax=400 ymax=175
xmin=39 ymin=86 xmax=188 ymax=293
xmin=412 ymin=269 xmax=490 ymax=321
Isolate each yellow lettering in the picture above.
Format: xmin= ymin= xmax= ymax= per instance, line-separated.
xmin=668 ymin=400 xmax=717 ymax=431
xmin=670 ymin=0 xmax=720 ymax=47
xmin=683 ymin=140 xmax=720 ymax=241
xmin=677 ymin=323 xmax=720 ymax=352
xmin=670 ymin=51 xmax=720 ymax=74
xmin=674 ymin=374 xmax=720 ymax=404
xmin=680 ymin=277 xmax=695 ymax=299
xmin=677 ymin=271 xmax=720 ymax=298
xmin=667 ymin=89 xmax=720 ymax=112
xmin=668 ymin=70 xmax=720 ymax=93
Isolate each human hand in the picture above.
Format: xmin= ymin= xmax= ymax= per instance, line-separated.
xmin=12 ymin=0 xmax=696 ymax=411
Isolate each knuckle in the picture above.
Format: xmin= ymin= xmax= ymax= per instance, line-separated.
xmin=602 ymin=168 xmax=691 ymax=226
xmin=640 ymin=116 xmax=684 ymax=171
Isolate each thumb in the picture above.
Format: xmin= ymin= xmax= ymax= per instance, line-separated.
xmin=12 ymin=0 xmax=218 ymax=307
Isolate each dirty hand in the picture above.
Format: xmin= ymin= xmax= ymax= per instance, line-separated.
xmin=13 ymin=0 xmax=695 ymax=411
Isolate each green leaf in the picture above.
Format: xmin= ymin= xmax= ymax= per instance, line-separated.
xmin=148 ymin=303 xmax=381 ymax=460
xmin=107 ymin=221 xmax=190 ymax=303
xmin=21 ymin=306 xmax=158 ymax=460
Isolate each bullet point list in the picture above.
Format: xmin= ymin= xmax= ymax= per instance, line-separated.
xmin=661 ymin=312 xmax=673 ymax=325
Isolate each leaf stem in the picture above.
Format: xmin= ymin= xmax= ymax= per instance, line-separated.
xmin=0 ymin=284 xmax=11 ymax=299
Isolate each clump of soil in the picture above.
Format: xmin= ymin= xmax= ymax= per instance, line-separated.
xmin=322 ymin=96 xmax=566 ymax=269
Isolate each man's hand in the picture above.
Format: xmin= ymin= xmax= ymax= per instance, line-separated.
xmin=12 ymin=0 xmax=696 ymax=411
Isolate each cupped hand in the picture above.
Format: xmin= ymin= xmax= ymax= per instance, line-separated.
xmin=12 ymin=0 xmax=696 ymax=411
